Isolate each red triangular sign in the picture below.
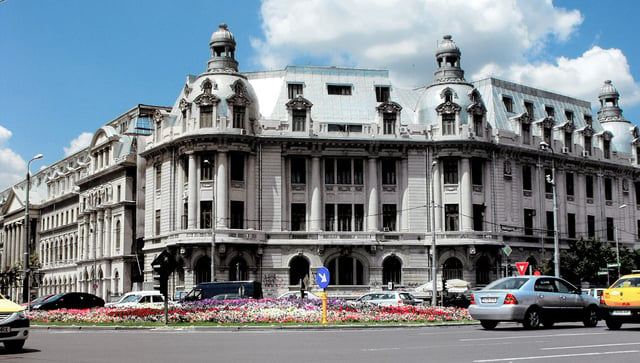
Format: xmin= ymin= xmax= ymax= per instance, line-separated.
xmin=516 ymin=262 xmax=529 ymax=276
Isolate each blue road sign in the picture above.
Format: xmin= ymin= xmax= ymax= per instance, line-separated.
xmin=316 ymin=267 xmax=330 ymax=289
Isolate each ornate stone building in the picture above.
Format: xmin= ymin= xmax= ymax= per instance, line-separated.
xmin=1 ymin=24 xmax=638 ymax=302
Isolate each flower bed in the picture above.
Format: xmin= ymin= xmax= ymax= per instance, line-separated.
xmin=27 ymin=298 xmax=472 ymax=325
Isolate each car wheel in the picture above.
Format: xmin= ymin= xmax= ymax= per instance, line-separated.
xmin=605 ymin=319 xmax=622 ymax=330
xmin=522 ymin=307 xmax=541 ymax=329
xmin=4 ymin=340 xmax=25 ymax=353
xmin=480 ymin=320 xmax=498 ymax=330
xmin=582 ymin=306 xmax=598 ymax=327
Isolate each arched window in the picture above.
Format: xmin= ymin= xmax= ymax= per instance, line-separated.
xmin=443 ymin=257 xmax=463 ymax=280
xmin=327 ymin=255 xmax=365 ymax=285
xmin=229 ymin=257 xmax=248 ymax=281
xmin=195 ymin=256 xmax=211 ymax=283
xmin=289 ymin=256 xmax=310 ymax=285
xmin=113 ymin=270 xmax=120 ymax=296
xmin=475 ymin=256 xmax=491 ymax=285
xmin=382 ymin=256 xmax=402 ymax=285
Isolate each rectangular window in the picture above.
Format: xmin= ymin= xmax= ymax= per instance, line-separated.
xmin=200 ymin=201 xmax=212 ymax=229
xmin=337 ymin=159 xmax=352 ymax=184
xmin=291 ymin=157 xmax=306 ymax=184
xmin=471 ymin=159 xmax=483 ymax=186
xmin=291 ymin=203 xmax=306 ymax=231
xmin=383 ymin=112 xmax=396 ymax=134
xmin=502 ymin=96 xmax=513 ymax=112
xmin=288 ymin=83 xmax=303 ymax=99
xmin=524 ymin=209 xmax=535 ymax=236
xmin=233 ymin=106 xmax=245 ymax=129
xmin=522 ymin=123 xmax=531 ymax=145
xmin=442 ymin=113 xmax=455 ymax=135
xmin=324 ymin=159 xmax=335 ymax=184
xmin=565 ymin=110 xmax=574 ymax=123
xmin=524 ymin=101 xmax=534 ymax=117
xmin=353 ymin=159 xmax=363 ymax=185
xmin=155 ymin=164 xmax=162 ymax=193
xmin=546 ymin=211 xmax=554 ymax=237
xmin=607 ymin=217 xmax=614 ymax=241
xmin=327 ymin=84 xmax=352 ymax=95
xmin=200 ymin=105 xmax=213 ymax=128
xmin=354 ymin=204 xmax=364 ymax=232
xmin=545 ymin=106 xmax=555 ymax=118
xmin=605 ymin=177 xmax=612 ymax=201
xmin=445 ymin=204 xmax=459 ymax=231
xmin=584 ymin=136 xmax=592 ymax=154
xmin=473 ymin=114 xmax=483 ymax=137
xmin=337 ymin=204 xmax=352 ymax=231
xmin=584 ymin=114 xmax=592 ymax=126
xmin=375 ymin=86 xmax=390 ymax=102
xmin=230 ymin=201 xmax=244 ymax=229
xmin=473 ymin=204 xmax=484 ymax=231
xmin=604 ymin=140 xmax=611 ymax=159
xmin=543 ymin=127 xmax=552 ymax=145
xmin=325 ymin=204 xmax=335 ymax=231
xmin=566 ymin=172 xmax=574 ymax=196
xmin=522 ymin=165 xmax=532 ymax=191
xmin=230 ymin=153 xmax=244 ymax=181
xmin=586 ymin=175 xmax=594 ymax=198
xmin=292 ymin=110 xmax=306 ymax=132
xmin=443 ymin=159 xmax=458 ymax=185
xmin=382 ymin=204 xmax=397 ymax=231
xmin=587 ymin=215 xmax=595 ymax=238
xmin=201 ymin=156 xmax=214 ymax=181
xmin=636 ymin=182 xmax=640 ymax=205
xmin=544 ymin=168 xmax=553 ymax=194
xmin=381 ymin=159 xmax=396 ymax=185
xmin=155 ymin=210 xmax=161 ymax=235
xmin=568 ymin=213 xmax=576 ymax=238
xmin=564 ymin=132 xmax=573 ymax=152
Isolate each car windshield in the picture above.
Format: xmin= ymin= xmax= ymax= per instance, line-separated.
xmin=612 ymin=277 xmax=640 ymax=288
xmin=485 ymin=277 xmax=529 ymax=290
xmin=122 ymin=295 xmax=142 ymax=303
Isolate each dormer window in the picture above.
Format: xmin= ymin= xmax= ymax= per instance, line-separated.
xmin=604 ymin=139 xmax=611 ymax=159
xmin=565 ymin=110 xmax=574 ymax=124
xmin=543 ymin=126 xmax=552 ymax=145
xmin=522 ymin=123 xmax=531 ymax=145
xmin=545 ymin=106 xmax=555 ymax=118
xmin=375 ymin=86 xmax=390 ymax=102
xmin=288 ymin=83 xmax=303 ymax=99
xmin=502 ymin=96 xmax=513 ymax=112
xmin=585 ymin=135 xmax=592 ymax=154
xmin=286 ymin=95 xmax=313 ymax=133
xmin=584 ymin=114 xmax=592 ymax=126
xmin=564 ymin=131 xmax=572 ymax=152
xmin=524 ymin=101 xmax=534 ymax=118
xmin=383 ymin=112 xmax=396 ymax=134
xmin=200 ymin=105 xmax=213 ymax=128
xmin=442 ymin=113 xmax=455 ymax=135
xmin=232 ymin=105 xmax=245 ymax=129
xmin=292 ymin=110 xmax=306 ymax=132
xmin=473 ymin=114 xmax=483 ymax=137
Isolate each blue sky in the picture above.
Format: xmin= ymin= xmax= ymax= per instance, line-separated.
xmin=1 ymin=0 xmax=639 ymax=190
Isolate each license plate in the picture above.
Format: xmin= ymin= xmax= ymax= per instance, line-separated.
xmin=0 ymin=327 xmax=10 ymax=333
xmin=481 ymin=297 xmax=498 ymax=304
xmin=611 ymin=310 xmax=631 ymax=316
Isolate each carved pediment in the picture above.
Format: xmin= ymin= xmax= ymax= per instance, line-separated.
xmin=194 ymin=93 xmax=220 ymax=106
xmin=376 ymin=101 xmax=402 ymax=113
xmin=286 ymin=95 xmax=313 ymax=110
xmin=580 ymin=125 xmax=595 ymax=137
xmin=179 ymin=98 xmax=191 ymax=111
xmin=601 ymin=130 xmax=614 ymax=141
xmin=435 ymin=101 xmax=461 ymax=114
xmin=562 ymin=122 xmax=575 ymax=133
xmin=227 ymin=80 xmax=252 ymax=106
xmin=467 ymin=102 xmax=486 ymax=115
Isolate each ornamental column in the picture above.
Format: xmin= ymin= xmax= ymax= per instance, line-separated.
xmin=310 ymin=156 xmax=322 ymax=231
xmin=367 ymin=157 xmax=379 ymax=231
xmin=187 ymin=152 xmax=197 ymax=229
xmin=216 ymin=151 xmax=228 ymax=228
xmin=461 ymin=158 xmax=473 ymax=231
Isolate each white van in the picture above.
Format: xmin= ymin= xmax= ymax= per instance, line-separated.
xmin=106 ymin=290 xmax=168 ymax=308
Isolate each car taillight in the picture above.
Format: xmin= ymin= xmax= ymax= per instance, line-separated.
xmin=503 ymin=293 xmax=518 ymax=305
xmin=470 ymin=294 xmax=476 ymax=305
xmin=600 ymin=296 xmax=606 ymax=305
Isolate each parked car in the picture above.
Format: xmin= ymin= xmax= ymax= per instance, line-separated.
xmin=469 ymin=275 xmax=600 ymax=330
xmin=30 ymin=292 xmax=105 ymax=311
xmin=583 ymin=288 xmax=606 ymax=301
xmin=21 ymin=294 xmax=56 ymax=309
xmin=105 ymin=290 xmax=168 ymax=308
xmin=182 ymin=281 xmax=262 ymax=302
xmin=600 ymin=273 xmax=640 ymax=330
xmin=356 ymin=291 xmax=423 ymax=306
xmin=0 ymin=294 xmax=29 ymax=352
xmin=277 ymin=291 xmax=322 ymax=300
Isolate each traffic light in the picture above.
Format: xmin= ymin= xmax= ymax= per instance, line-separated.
xmin=152 ymin=264 xmax=168 ymax=297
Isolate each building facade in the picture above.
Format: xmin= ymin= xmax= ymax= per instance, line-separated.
xmin=1 ymin=24 xmax=639 ymax=302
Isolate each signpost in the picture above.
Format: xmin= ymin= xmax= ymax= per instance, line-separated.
xmin=316 ymin=267 xmax=330 ymax=324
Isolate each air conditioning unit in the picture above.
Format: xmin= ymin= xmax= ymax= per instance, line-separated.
xmin=582 ymin=150 xmax=591 ymax=157
xmin=240 ymin=129 xmax=247 ymax=135
xmin=561 ymin=147 xmax=570 ymax=153
xmin=399 ymin=126 xmax=409 ymax=134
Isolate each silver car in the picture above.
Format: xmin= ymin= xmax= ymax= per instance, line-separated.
xmin=356 ymin=291 xmax=423 ymax=306
xmin=469 ymin=276 xmax=600 ymax=329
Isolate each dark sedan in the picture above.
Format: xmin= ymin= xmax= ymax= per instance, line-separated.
xmin=469 ymin=275 xmax=600 ymax=329
xmin=30 ymin=292 xmax=105 ymax=311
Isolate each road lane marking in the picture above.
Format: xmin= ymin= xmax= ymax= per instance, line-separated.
xmin=542 ymin=342 xmax=640 ymax=350
xmin=473 ymin=350 xmax=639 ymax=362
xmin=460 ymin=332 xmax=607 ymax=341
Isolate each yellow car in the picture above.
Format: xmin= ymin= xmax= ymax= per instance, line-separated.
xmin=600 ymin=273 xmax=640 ymax=330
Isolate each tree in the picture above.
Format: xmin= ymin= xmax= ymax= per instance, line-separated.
xmin=559 ymin=238 xmax=625 ymax=287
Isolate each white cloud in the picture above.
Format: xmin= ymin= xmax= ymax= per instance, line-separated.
xmin=63 ymin=132 xmax=93 ymax=157
xmin=0 ymin=125 xmax=12 ymax=144
xmin=0 ymin=125 xmax=25 ymax=191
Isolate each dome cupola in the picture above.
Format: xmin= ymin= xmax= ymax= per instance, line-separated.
xmin=597 ymin=80 xmax=626 ymax=124
xmin=433 ymin=35 xmax=465 ymax=83
xmin=207 ymin=23 xmax=239 ymax=72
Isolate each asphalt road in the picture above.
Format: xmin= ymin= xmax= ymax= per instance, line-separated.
xmin=2 ymin=323 xmax=639 ymax=363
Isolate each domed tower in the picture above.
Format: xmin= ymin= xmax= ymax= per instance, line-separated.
xmin=207 ymin=23 xmax=239 ymax=72
xmin=433 ymin=35 xmax=467 ymax=84
xmin=597 ymin=80 xmax=633 ymax=154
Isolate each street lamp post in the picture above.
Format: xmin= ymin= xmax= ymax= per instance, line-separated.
xmin=24 ymin=153 xmax=43 ymax=307
xmin=211 ymin=196 xmax=216 ymax=282
xmin=430 ymin=161 xmax=438 ymax=306
xmin=615 ymin=204 xmax=627 ymax=278
xmin=540 ymin=142 xmax=560 ymax=277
